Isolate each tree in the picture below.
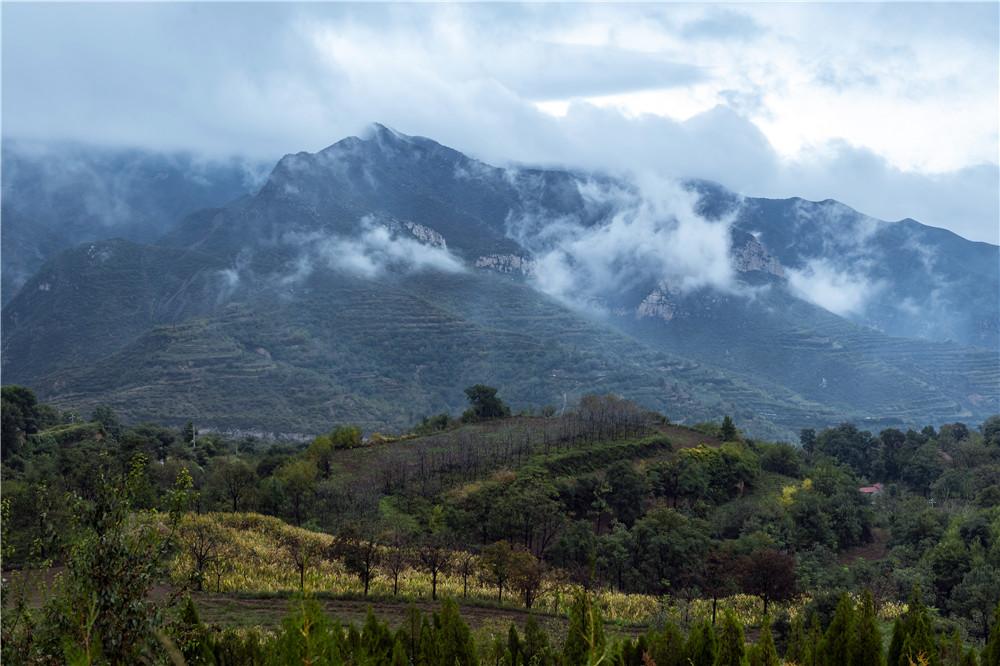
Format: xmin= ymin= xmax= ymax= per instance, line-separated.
xmin=510 ymin=549 xmax=544 ymax=609
xmin=329 ymin=425 xmax=363 ymax=449
xmin=785 ymin=614 xmax=808 ymax=665
xmin=210 ymin=457 xmax=255 ymax=512
xmin=32 ymin=458 xmax=190 ymax=663
xmin=383 ymin=537 xmax=410 ymax=597
xmin=480 ymin=540 xmax=514 ymax=602
xmin=563 ymin=591 xmax=607 ymax=666
xmin=715 ymin=609 xmax=746 ymax=666
xmin=749 ymin=616 xmax=779 ymax=666
xmin=281 ymin=533 xmax=323 ymax=593
xmin=416 ymin=537 xmax=450 ymax=601
xmin=178 ymin=515 xmax=225 ymax=592
xmin=740 ymin=549 xmax=797 ymax=616
xmin=276 ymin=459 xmax=317 ymax=526
xmin=649 ymin=622 xmax=688 ymax=666
xmin=984 ymin=601 xmax=1000 ymax=666
xmin=888 ymin=619 xmax=905 ymax=666
xmin=1 ymin=385 xmax=42 ymax=459
xmin=982 ymin=416 xmax=1000 ymax=447
xmin=335 ymin=525 xmax=381 ymax=597
xmin=462 ymin=385 xmax=510 ymax=422
xmin=688 ymin=620 xmax=719 ymax=666
xmin=853 ymin=590 xmax=884 ymax=666
xmin=92 ymin=404 xmax=123 ymax=440
xmin=605 ymin=461 xmax=648 ymax=527
xmin=703 ymin=549 xmax=741 ymax=625
xmin=900 ymin=587 xmax=939 ymax=666
xmin=950 ymin=562 xmax=1000 ymax=640
xmin=307 ymin=435 xmax=336 ymax=478
xmin=721 ymin=416 xmax=738 ymax=442
xmin=820 ymin=593 xmax=856 ymax=666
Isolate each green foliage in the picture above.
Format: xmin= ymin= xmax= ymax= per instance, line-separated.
xmin=985 ymin=602 xmax=1000 ymax=666
xmin=715 ymin=609 xmax=747 ymax=666
xmin=853 ymin=590 xmax=884 ymax=666
xmin=899 ymin=587 xmax=940 ymax=666
xmin=563 ymin=591 xmax=607 ymax=666
xmin=820 ymin=593 xmax=856 ymax=666
xmin=462 ymin=384 xmax=511 ymax=422
xmin=748 ymin=615 xmax=779 ymax=666
xmin=687 ymin=620 xmax=719 ymax=666
xmin=721 ymin=416 xmax=738 ymax=442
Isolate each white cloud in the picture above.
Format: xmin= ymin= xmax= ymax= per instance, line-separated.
xmin=282 ymin=216 xmax=465 ymax=282
xmin=786 ymin=259 xmax=885 ymax=317
xmin=510 ymin=176 xmax=737 ymax=308
xmin=2 ymin=2 xmax=997 ymax=243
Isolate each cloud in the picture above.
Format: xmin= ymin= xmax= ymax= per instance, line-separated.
xmin=2 ymin=2 xmax=997 ymax=243
xmin=509 ymin=176 xmax=738 ymax=309
xmin=281 ymin=216 xmax=465 ymax=282
xmin=786 ymin=259 xmax=885 ymax=317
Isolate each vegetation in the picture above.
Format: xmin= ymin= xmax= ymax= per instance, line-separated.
xmin=3 ymin=384 xmax=1000 ymax=664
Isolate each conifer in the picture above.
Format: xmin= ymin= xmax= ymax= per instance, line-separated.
xmin=900 ymin=587 xmax=939 ymax=666
xmin=563 ymin=591 xmax=607 ymax=666
xmin=853 ymin=590 xmax=884 ymax=666
xmin=985 ymin=602 xmax=1000 ymax=666
xmin=785 ymin=614 xmax=808 ymax=665
xmin=687 ymin=620 xmax=719 ymax=666
xmin=752 ymin=616 xmax=780 ymax=666
xmin=821 ymin=593 xmax=856 ymax=666
xmin=715 ymin=609 xmax=747 ymax=666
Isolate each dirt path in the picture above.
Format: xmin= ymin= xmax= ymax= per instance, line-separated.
xmin=191 ymin=592 xmax=645 ymax=638
xmin=837 ymin=527 xmax=889 ymax=565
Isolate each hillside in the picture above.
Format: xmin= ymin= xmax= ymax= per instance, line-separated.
xmin=2 ymin=125 xmax=997 ymax=438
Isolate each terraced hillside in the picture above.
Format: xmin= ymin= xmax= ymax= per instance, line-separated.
xmin=3 ymin=125 xmax=997 ymax=438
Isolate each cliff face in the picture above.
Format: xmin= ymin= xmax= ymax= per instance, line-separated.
xmin=474 ymin=254 xmax=535 ymax=275
xmin=732 ymin=234 xmax=784 ymax=277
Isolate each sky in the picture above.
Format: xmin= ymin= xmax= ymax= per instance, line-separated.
xmin=3 ymin=2 xmax=998 ymax=243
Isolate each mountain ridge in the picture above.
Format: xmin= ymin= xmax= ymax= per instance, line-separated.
xmin=2 ymin=125 xmax=997 ymax=437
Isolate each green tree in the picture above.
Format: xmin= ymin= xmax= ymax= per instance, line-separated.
xmin=42 ymin=457 xmax=189 ymax=664
xmin=715 ymin=609 xmax=747 ymax=666
xmin=335 ymin=524 xmax=381 ymax=597
xmin=821 ymin=593 xmax=856 ymax=666
xmin=853 ymin=590 xmax=884 ymax=666
xmin=984 ymin=601 xmax=1000 ymax=666
xmin=785 ymin=614 xmax=808 ymax=665
xmin=888 ymin=619 xmax=906 ymax=666
xmin=721 ymin=416 xmax=738 ymax=442
xmin=649 ymin=621 xmax=687 ymax=666
xmin=480 ymin=540 xmax=514 ymax=602
xmin=462 ymin=384 xmax=511 ymax=422
xmin=209 ymin=457 xmax=256 ymax=512
xmin=276 ymin=458 xmax=317 ymax=526
xmin=563 ymin=591 xmax=607 ymax=666
xmin=687 ymin=620 xmax=719 ymax=666
xmin=329 ymin=425 xmax=363 ymax=449
xmin=979 ymin=416 xmax=1000 ymax=447
xmin=900 ymin=587 xmax=939 ymax=666
xmin=749 ymin=616 xmax=779 ymax=666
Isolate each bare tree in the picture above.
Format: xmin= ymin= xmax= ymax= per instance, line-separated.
xmin=382 ymin=540 xmax=410 ymax=597
xmin=455 ymin=550 xmax=477 ymax=598
xmin=417 ymin=537 xmax=451 ymax=601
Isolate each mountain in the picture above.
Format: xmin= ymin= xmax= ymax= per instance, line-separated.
xmin=0 ymin=140 xmax=267 ymax=304
xmin=2 ymin=125 xmax=997 ymax=438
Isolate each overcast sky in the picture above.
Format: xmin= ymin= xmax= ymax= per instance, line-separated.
xmin=3 ymin=2 xmax=998 ymax=243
